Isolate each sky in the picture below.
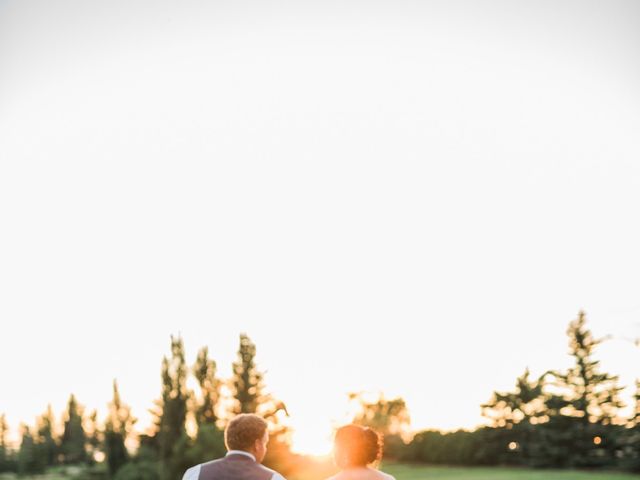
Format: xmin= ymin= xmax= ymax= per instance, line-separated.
xmin=1 ymin=0 xmax=640 ymax=456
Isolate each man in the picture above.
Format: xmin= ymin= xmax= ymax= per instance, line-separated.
xmin=182 ymin=414 xmax=287 ymax=480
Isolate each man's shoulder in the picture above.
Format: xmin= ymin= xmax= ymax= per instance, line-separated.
xmin=182 ymin=463 xmax=201 ymax=480
xmin=255 ymin=462 xmax=286 ymax=480
xmin=182 ymin=458 xmax=227 ymax=480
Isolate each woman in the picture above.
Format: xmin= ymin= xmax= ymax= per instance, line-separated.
xmin=326 ymin=425 xmax=395 ymax=480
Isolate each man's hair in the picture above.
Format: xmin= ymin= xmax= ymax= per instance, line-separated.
xmin=224 ymin=414 xmax=268 ymax=451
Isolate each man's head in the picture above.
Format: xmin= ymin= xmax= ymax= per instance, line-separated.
xmin=224 ymin=414 xmax=269 ymax=463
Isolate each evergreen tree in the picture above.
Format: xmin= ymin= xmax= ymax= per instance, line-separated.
xmin=0 ymin=414 xmax=9 ymax=472
xmin=481 ymin=369 xmax=547 ymax=465
xmin=482 ymin=369 xmax=546 ymax=428
xmin=35 ymin=405 xmax=58 ymax=467
xmin=619 ymin=380 xmax=640 ymax=471
xmin=18 ymin=424 xmax=45 ymax=475
xmin=60 ymin=394 xmax=87 ymax=464
xmin=530 ymin=391 xmax=576 ymax=467
xmin=549 ymin=311 xmax=625 ymax=467
xmin=104 ymin=379 xmax=136 ymax=476
xmin=154 ymin=335 xmax=190 ymax=480
xmin=86 ymin=409 xmax=101 ymax=464
xmin=231 ymin=334 xmax=264 ymax=414
xmin=229 ymin=334 xmax=293 ymax=472
xmin=193 ymin=346 xmax=220 ymax=428
xmin=630 ymin=380 xmax=640 ymax=428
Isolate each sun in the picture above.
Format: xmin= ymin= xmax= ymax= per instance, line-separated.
xmin=291 ymin=428 xmax=334 ymax=457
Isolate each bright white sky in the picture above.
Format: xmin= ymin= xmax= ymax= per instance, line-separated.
xmin=1 ymin=0 xmax=640 ymax=456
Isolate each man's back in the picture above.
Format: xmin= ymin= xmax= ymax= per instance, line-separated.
xmin=182 ymin=452 xmax=284 ymax=480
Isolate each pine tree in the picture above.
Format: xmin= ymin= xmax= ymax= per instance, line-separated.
xmin=18 ymin=424 xmax=45 ymax=475
xmin=482 ymin=369 xmax=546 ymax=428
xmin=231 ymin=334 xmax=264 ymax=414
xmin=104 ymin=379 xmax=136 ymax=476
xmin=550 ymin=311 xmax=625 ymax=467
xmin=154 ymin=335 xmax=190 ymax=480
xmin=86 ymin=409 xmax=101 ymax=464
xmin=618 ymin=380 xmax=640 ymax=471
xmin=193 ymin=346 xmax=220 ymax=428
xmin=630 ymin=380 xmax=640 ymax=428
xmin=0 ymin=414 xmax=8 ymax=472
xmin=60 ymin=394 xmax=87 ymax=464
xmin=35 ymin=405 xmax=58 ymax=467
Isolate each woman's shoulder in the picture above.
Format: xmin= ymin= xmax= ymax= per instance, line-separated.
xmin=375 ymin=470 xmax=396 ymax=480
xmin=325 ymin=468 xmax=395 ymax=480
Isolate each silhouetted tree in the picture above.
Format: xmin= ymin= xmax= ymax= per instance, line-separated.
xmin=18 ymin=424 xmax=45 ymax=475
xmin=60 ymin=394 xmax=87 ymax=464
xmin=547 ymin=311 xmax=625 ymax=467
xmin=104 ymin=379 xmax=136 ymax=477
xmin=153 ymin=335 xmax=190 ymax=480
xmin=231 ymin=334 xmax=264 ymax=414
xmin=482 ymin=369 xmax=547 ymax=464
xmin=619 ymin=380 xmax=640 ymax=471
xmin=35 ymin=405 xmax=58 ymax=467
xmin=86 ymin=409 xmax=101 ymax=464
xmin=482 ymin=369 xmax=546 ymax=427
xmin=193 ymin=346 xmax=220 ymax=428
xmin=0 ymin=414 xmax=10 ymax=472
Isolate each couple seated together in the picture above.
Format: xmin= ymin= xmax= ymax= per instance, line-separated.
xmin=182 ymin=413 xmax=395 ymax=480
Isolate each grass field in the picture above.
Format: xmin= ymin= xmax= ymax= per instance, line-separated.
xmin=382 ymin=464 xmax=640 ymax=480
xmin=289 ymin=463 xmax=640 ymax=480
xmin=3 ymin=464 xmax=639 ymax=480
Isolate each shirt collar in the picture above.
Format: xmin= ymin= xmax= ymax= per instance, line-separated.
xmin=226 ymin=450 xmax=256 ymax=462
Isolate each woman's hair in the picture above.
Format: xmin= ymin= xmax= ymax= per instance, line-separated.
xmin=334 ymin=424 xmax=383 ymax=468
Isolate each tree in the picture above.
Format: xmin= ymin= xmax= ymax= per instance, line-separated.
xmin=260 ymin=397 xmax=293 ymax=474
xmin=34 ymin=405 xmax=58 ymax=467
xmin=153 ymin=335 xmax=190 ymax=480
xmin=60 ymin=394 xmax=87 ymax=464
xmin=231 ymin=334 xmax=265 ymax=415
xmin=193 ymin=346 xmax=220 ymax=428
xmin=548 ymin=311 xmax=625 ymax=467
xmin=86 ymin=409 xmax=101 ymax=464
xmin=482 ymin=369 xmax=547 ymax=428
xmin=229 ymin=334 xmax=293 ymax=472
xmin=350 ymin=392 xmax=411 ymax=438
xmin=619 ymin=380 xmax=640 ymax=471
xmin=105 ymin=379 xmax=136 ymax=476
xmin=0 ymin=414 xmax=10 ymax=472
xmin=481 ymin=369 xmax=548 ymax=465
xmin=18 ymin=424 xmax=45 ymax=475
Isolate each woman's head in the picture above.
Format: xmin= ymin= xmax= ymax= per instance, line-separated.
xmin=333 ymin=424 xmax=382 ymax=469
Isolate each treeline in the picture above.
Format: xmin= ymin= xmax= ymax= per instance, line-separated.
xmin=382 ymin=311 xmax=640 ymax=471
xmin=2 ymin=312 xmax=639 ymax=478
xmin=0 ymin=334 xmax=295 ymax=480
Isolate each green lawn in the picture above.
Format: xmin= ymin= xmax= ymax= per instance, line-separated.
xmin=289 ymin=462 xmax=640 ymax=480
xmin=4 ymin=464 xmax=639 ymax=480
xmin=382 ymin=464 xmax=640 ymax=480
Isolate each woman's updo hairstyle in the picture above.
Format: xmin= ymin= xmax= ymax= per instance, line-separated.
xmin=334 ymin=424 xmax=383 ymax=468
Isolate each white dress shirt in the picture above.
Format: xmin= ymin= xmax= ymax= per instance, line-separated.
xmin=182 ymin=450 xmax=287 ymax=480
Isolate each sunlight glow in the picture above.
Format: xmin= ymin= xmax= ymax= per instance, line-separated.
xmin=291 ymin=428 xmax=334 ymax=457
